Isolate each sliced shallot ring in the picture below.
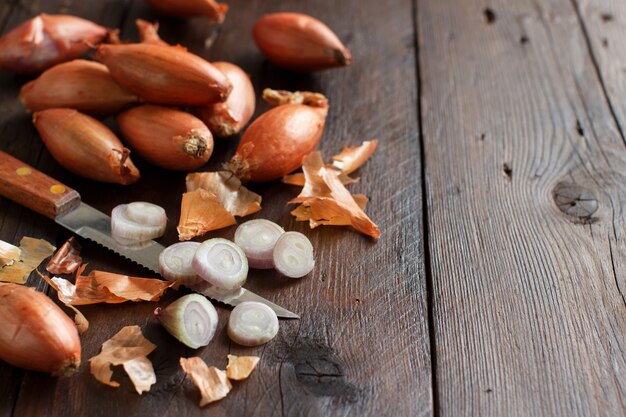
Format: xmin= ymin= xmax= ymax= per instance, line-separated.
xmin=192 ymin=238 xmax=248 ymax=290
xmin=111 ymin=204 xmax=166 ymax=241
xmin=234 ymin=219 xmax=285 ymax=269
xmin=125 ymin=202 xmax=167 ymax=227
xmin=227 ymin=301 xmax=279 ymax=347
xmin=158 ymin=242 xmax=203 ymax=286
xmin=272 ymin=232 xmax=315 ymax=278
xmin=154 ymin=294 xmax=218 ymax=349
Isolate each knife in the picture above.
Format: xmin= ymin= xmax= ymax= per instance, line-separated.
xmin=0 ymin=150 xmax=298 ymax=319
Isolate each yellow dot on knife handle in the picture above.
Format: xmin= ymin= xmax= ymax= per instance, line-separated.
xmin=16 ymin=167 xmax=32 ymax=176
xmin=50 ymin=185 xmax=66 ymax=194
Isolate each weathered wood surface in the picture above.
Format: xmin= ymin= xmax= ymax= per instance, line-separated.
xmin=418 ymin=0 xmax=626 ymax=416
xmin=0 ymin=1 xmax=431 ymax=417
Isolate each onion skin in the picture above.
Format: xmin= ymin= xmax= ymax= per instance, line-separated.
xmin=118 ymin=105 xmax=214 ymax=171
xmin=0 ymin=283 xmax=81 ymax=376
xmin=146 ymin=0 xmax=228 ymax=22
xmin=228 ymin=96 xmax=328 ymax=182
xmin=0 ymin=14 xmax=108 ymax=74
xmin=19 ymin=59 xmax=137 ymax=117
xmin=33 ymin=108 xmax=140 ymax=184
xmin=194 ymin=62 xmax=255 ymax=137
xmin=252 ymin=13 xmax=352 ymax=72
xmin=94 ymin=43 xmax=232 ymax=106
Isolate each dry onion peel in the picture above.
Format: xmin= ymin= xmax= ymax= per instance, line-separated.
xmin=331 ymin=140 xmax=378 ymax=175
xmin=46 ymin=236 xmax=82 ymax=275
xmin=89 ymin=325 xmax=156 ymax=394
xmin=177 ymin=189 xmax=237 ymax=241
xmin=0 ymin=237 xmax=55 ymax=284
xmin=45 ymin=265 xmax=176 ymax=305
xmin=37 ymin=271 xmax=89 ymax=334
xmin=186 ymin=172 xmax=261 ymax=217
xmin=226 ymin=354 xmax=259 ymax=381
xmin=180 ymin=357 xmax=232 ymax=406
xmin=0 ymin=240 xmax=20 ymax=267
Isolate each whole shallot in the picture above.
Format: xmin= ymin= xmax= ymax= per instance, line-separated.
xmin=0 ymin=14 xmax=108 ymax=74
xmin=194 ymin=62 xmax=255 ymax=137
xmin=253 ymin=13 xmax=352 ymax=72
xmin=145 ymin=0 xmax=228 ymax=22
xmin=94 ymin=43 xmax=231 ymax=106
xmin=118 ymin=105 xmax=214 ymax=171
xmin=33 ymin=108 xmax=140 ymax=184
xmin=20 ymin=60 xmax=137 ymax=116
xmin=0 ymin=283 xmax=81 ymax=376
xmin=227 ymin=89 xmax=329 ymax=182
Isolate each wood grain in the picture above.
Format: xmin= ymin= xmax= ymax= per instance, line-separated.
xmin=1 ymin=0 xmax=432 ymax=416
xmin=417 ymin=0 xmax=626 ymax=415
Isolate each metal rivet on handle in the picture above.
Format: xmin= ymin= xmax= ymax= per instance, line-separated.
xmin=16 ymin=167 xmax=32 ymax=176
xmin=50 ymin=185 xmax=66 ymax=194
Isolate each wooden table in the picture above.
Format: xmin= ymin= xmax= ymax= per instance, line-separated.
xmin=0 ymin=0 xmax=624 ymax=416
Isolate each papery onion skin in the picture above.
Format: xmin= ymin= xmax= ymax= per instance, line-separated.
xmin=194 ymin=62 xmax=255 ymax=137
xmin=0 ymin=14 xmax=108 ymax=74
xmin=33 ymin=108 xmax=140 ymax=185
xmin=146 ymin=0 xmax=228 ymax=22
xmin=94 ymin=43 xmax=232 ymax=106
xmin=19 ymin=60 xmax=138 ymax=117
xmin=228 ymin=104 xmax=327 ymax=182
xmin=253 ymin=13 xmax=352 ymax=72
xmin=118 ymin=105 xmax=214 ymax=171
xmin=0 ymin=283 xmax=81 ymax=376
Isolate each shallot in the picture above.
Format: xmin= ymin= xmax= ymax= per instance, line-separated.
xmin=253 ymin=13 xmax=352 ymax=72
xmin=234 ymin=219 xmax=284 ymax=269
xmin=94 ymin=43 xmax=231 ymax=106
xmin=192 ymin=238 xmax=247 ymax=290
xmin=194 ymin=62 xmax=255 ymax=137
xmin=33 ymin=108 xmax=140 ymax=185
xmin=146 ymin=0 xmax=228 ymax=22
xmin=118 ymin=105 xmax=214 ymax=171
xmin=227 ymin=301 xmax=279 ymax=347
xmin=20 ymin=60 xmax=137 ymax=116
xmin=272 ymin=232 xmax=315 ymax=278
xmin=227 ymin=89 xmax=329 ymax=182
xmin=0 ymin=14 xmax=108 ymax=73
xmin=111 ymin=202 xmax=166 ymax=242
xmin=0 ymin=283 xmax=81 ymax=376
xmin=158 ymin=242 xmax=203 ymax=286
xmin=154 ymin=294 xmax=218 ymax=349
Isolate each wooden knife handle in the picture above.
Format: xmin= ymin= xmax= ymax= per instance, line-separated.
xmin=0 ymin=150 xmax=81 ymax=219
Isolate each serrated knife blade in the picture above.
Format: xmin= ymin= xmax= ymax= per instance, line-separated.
xmin=0 ymin=150 xmax=298 ymax=319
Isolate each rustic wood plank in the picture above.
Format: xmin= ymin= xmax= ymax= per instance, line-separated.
xmin=2 ymin=0 xmax=432 ymax=416
xmin=417 ymin=0 xmax=626 ymax=415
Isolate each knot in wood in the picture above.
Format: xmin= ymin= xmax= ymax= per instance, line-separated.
xmin=295 ymin=358 xmax=344 ymax=385
xmin=552 ymin=183 xmax=599 ymax=224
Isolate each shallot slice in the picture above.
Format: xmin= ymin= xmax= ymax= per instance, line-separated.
xmin=272 ymin=232 xmax=315 ymax=278
xmin=158 ymin=242 xmax=203 ymax=286
xmin=111 ymin=203 xmax=166 ymax=242
xmin=227 ymin=301 xmax=279 ymax=347
xmin=192 ymin=238 xmax=248 ymax=290
xmin=154 ymin=294 xmax=218 ymax=349
xmin=234 ymin=219 xmax=284 ymax=269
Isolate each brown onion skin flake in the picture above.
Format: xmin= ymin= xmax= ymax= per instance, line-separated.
xmin=118 ymin=105 xmax=214 ymax=171
xmin=33 ymin=108 xmax=140 ymax=185
xmin=94 ymin=43 xmax=232 ymax=106
xmin=19 ymin=60 xmax=138 ymax=117
xmin=194 ymin=62 xmax=255 ymax=137
xmin=0 ymin=14 xmax=108 ymax=74
xmin=146 ymin=0 xmax=228 ymax=22
xmin=228 ymin=104 xmax=327 ymax=182
xmin=0 ymin=283 xmax=81 ymax=376
xmin=253 ymin=13 xmax=352 ymax=72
